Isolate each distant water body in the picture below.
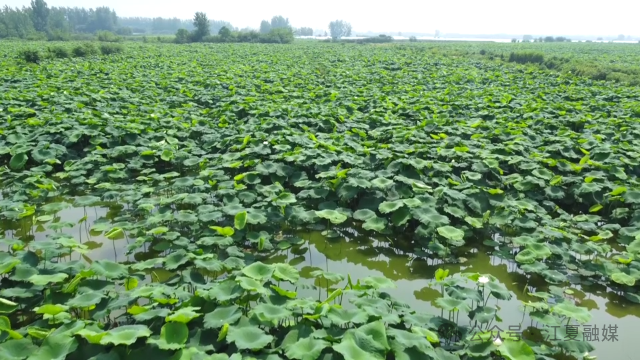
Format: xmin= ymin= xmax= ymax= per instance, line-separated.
xmin=296 ymin=36 xmax=638 ymax=43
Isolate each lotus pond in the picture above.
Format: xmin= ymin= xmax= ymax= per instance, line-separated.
xmin=1 ymin=42 xmax=640 ymax=360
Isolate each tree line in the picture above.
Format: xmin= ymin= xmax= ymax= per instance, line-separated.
xmin=0 ymin=1 xmax=317 ymax=41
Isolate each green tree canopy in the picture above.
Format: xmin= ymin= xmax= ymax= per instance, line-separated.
xmin=328 ymin=20 xmax=351 ymax=40
xmin=192 ymin=11 xmax=209 ymax=41
xmin=270 ymin=15 xmax=290 ymax=30
xmin=30 ymin=0 xmax=49 ymax=32
xmin=259 ymin=20 xmax=271 ymax=34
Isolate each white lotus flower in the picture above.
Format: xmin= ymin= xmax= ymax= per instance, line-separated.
xmin=478 ymin=276 xmax=490 ymax=284
xmin=263 ymin=141 xmax=268 ymax=145
xmin=584 ymin=353 xmax=596 ymax=360
xmin=493 ymin=337 xmax=502 ymax=346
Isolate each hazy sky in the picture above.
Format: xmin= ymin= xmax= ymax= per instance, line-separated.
xmin=5 ymin=0 xmax=639 ymax=36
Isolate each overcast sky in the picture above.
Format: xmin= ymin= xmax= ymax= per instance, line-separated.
xmin=5 ymin=0 xmax=639 ymax=36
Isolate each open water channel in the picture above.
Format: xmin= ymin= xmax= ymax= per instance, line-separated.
xmin=2 ymin=203 xmax=638 ymax=359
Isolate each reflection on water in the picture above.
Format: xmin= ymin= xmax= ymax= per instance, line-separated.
xmin=3 ymin=203 xmax=640 ymax=358
xmin=268 ymin=227 xmax=640 ymax=358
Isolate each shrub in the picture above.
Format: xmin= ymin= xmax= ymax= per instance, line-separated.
xmin=116 ymin=27 xmax=133 ymax=36
xmin=202 ymin=35 xmax=223 ymax=43
xmin=508 ymin=51 xmax=544 ymax=64
xmin=99 ymin=43 xmax=125 ymax=55
xmin=360 ymin=35 xmax=394 ymax=44
xmin=25 ymin=32 xmax=47 ymax=41
xmin=47 ymin=46 xmax=70 ymax=59
xmin=47 ymin=30 xmax=70 ymax=41
xmin=409 ymin=36 xmax=417 ymax=42
xmin=175 ymin=29 xmax=190 ymax=44
xmin=97 ymin=31 xmax=122 ymax=42
xmin=72 ymin=43 xmax=99 ymax=57
xmin=18 ymin=49 xmax=42 ymax=64
xmin=70 ymin=33 xmax=95 ymax=41
xmin=479 ymin=49 xmax=487 ymax=55
xmin=259 ymin=28 xmax=294 ymax=44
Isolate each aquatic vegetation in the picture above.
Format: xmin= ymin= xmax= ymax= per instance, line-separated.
xmin=1 ymin=41 xmax=639 ymax=359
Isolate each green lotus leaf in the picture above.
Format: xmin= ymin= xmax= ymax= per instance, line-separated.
xmin=166 ymin=307 xmax=201 ymax=323
xmin=209 ymin=226 xmax=235 ymax=237
xmin=347 ymin=178 xmax=372 ymax=189
xmin=237 ymin=277 xmax=267 ymax=294
xmin=327 ymin=307 xmax=369 ymax=326
xmin=435 ymin=297 xmax=471 ymax=312
xmin=29 ymin=273 xmax=69 ymax=286
xmin=246 ymin=211 xmax=268 ymax=224
xmin=100 ymin=325 xmax=152 ymax=346
xmin=370 ymin=177 xmax=394 ymax=189
xmin=234 ymin=211 xmax=247 ymax=230
xmin=333 ymin=329 xmax=386 ymax=360
xmin=532 ymin=168 xmax=553 ymax=180
xmin=285 ymin=337 xmax=330 ymax=360
xmin=413 ymin=210 xmax=450 ymax=226
xmin=208 ymin=280 xmax=245 ymax=302
xmin=133 ymin=308 xmax=171 ymax=322
xmin=611 ymin=272 xmax=635 ymax=286
xmin=410 ymin=327 xmax=440 ymax=344
xmin=28 ymin=334 xmax=77 ymax=360
xmin=464 ymin=216 xmax=483 ymax=228
xmin=436 ymin=226 xmax=464 ymax=242
xmin=0 ymin=298 xmax=19 ymax=314
xmin=402 ymin=198 xmax=422 ymax=208
xmin=497 ymin=339 xmax=535 ymax=360
xmin=362 ymin=276 xmax=396 ymax=289
xmin=174 ymin=211 xmax=198 ymax=222
xmin=67 ymin=292 xmax=104 ymax=308
xmin=363 ymin=217 xmax=387 ymax=232
xmin=468 ymin=306 xmax=497 ymax=324
xmin=378 ymin=200 xmax=404 ymax=214
xmin=353 ymin=209 xmax=376 ymax=221
xmin=274 ymin=192 xmax=297 ymax=205
xmin=315 ymin=209 xmax=347 ymax=224
xmin=552 ymin=302 xmax=591 ymax=323
xmin=0 ymin=338 xmax=38 ymax=359
xmin=387 ymin=328 xmax=433 ymax=352
xmin=204 ymin=305 xmax=242 ymax=329
xmin=273 ymin=263 xmax=300 ymax=283
xmin=90 ymin=260 xmax=128 ymax=279
xmin=147 ymin=322 xmax=189 ymax=350
xmin=252 ymin=303 xmax=292 ymax=322
xmin=527 ymin=243 xmax=551 ymax=258
xmin=74 ymin=196 xmax=101 ymax=207
xmin=624 ymin=191 xmax=640 ymax=204
xmin=242 ymin=262 xmax=274 ymax=280
xmin=391 ymin=207 xmax=412 ymax=226
xmin=226 ymin=326 xmax=274 ymax=350
xmin=9 ymin=153 xmax=28 ymax=170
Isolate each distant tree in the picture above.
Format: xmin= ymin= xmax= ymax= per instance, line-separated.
xmin=295 ymin=27 xmax=313 ymax=36
xmin=523 ymin=35 xmax=533 ymax=42
xmin=544 ymin=36 xmax=555 ymax=42
xmin=435 ymin=29 xmax=441 ymax=38
xmin=259 ymin=20 xmax=271 ymax=34
xmin=218 ymin=26 xmax=231 ymax=40
xmin=211 ymin=20 xmax=233 ymax=34
xmin=409 ymin=36 xmax=417 ymax=42
xmin=328 ymin=20 xmax=351 ymax=40
xmin=511 ymin=38 xmax=517 ymax=43
xmin=30 ymin=0 xmax=50 ymax=32
xmin=175 ymin=28 xmax=190 ymax=43
xmin=270 ymin=15 xmax=290 ymax=30
xmin=192 ymin=12 xmax=210 ymax=41
xmin=597 ymin=37 xmax=603 ymax=41
xmin=116 ymin=27 xmax=132 ymax=36
xmin=617 ymin=34 xmax=625 ymax=40
xmin=86 ymin=7 xmax=118 ymax=33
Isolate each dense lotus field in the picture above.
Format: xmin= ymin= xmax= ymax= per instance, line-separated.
xmin=1 ymin=41 xmax=640 ymax=359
